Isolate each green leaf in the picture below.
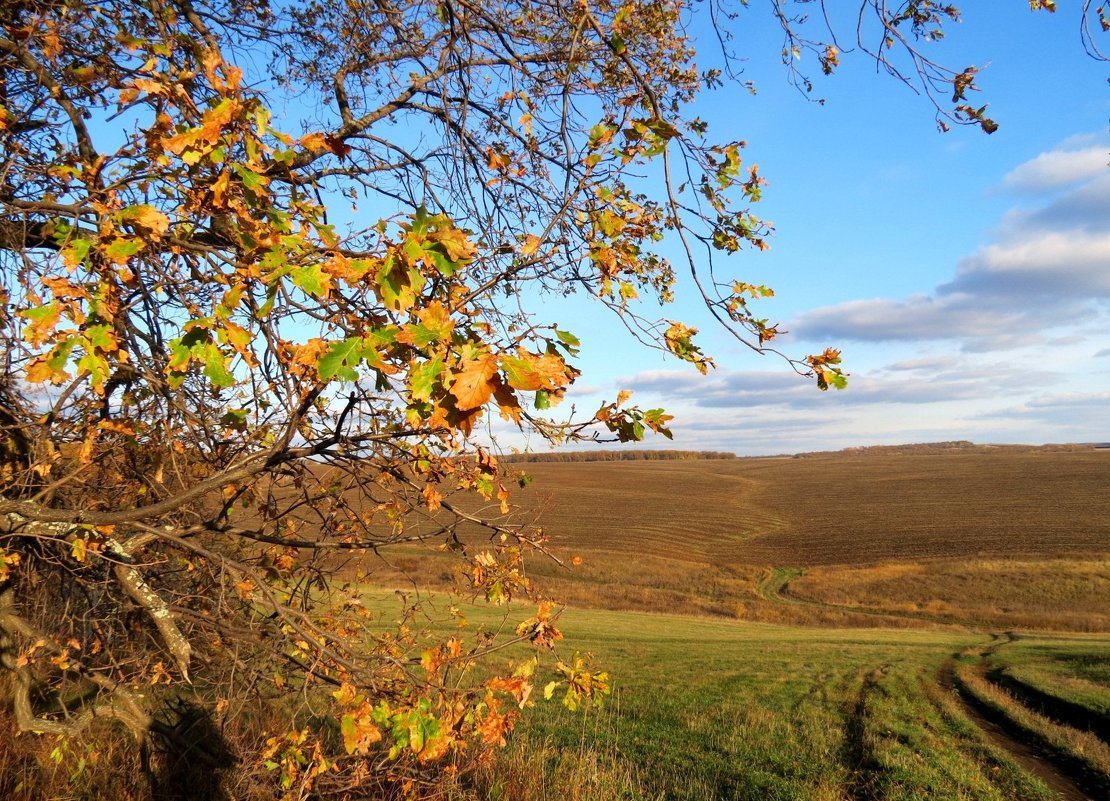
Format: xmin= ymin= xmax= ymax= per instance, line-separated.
xmin=555 ymin=329 xmax=580 ymax=348
xmin=318 ymin=339 xmax=364 ymax=382
xmin=534 ymin=389 xmax=551 ymax=410
xmin=62 ymin=238 xmax=92 ymax=267
xmin=377 ymin=257 xmax=422 ymax=311
xmin=232 ymin=162 xmax=266 ymax=191
xmin=76 ymin=351 xmax=111 ymax=392
xmin=20 ymin=304 xmax=57 ymax=323
xmin=426 ymin=248 xmax=458 ymax=277
xmin=409 ymin=357 xmax=443 ymax=401
xmin=258 ymin=283 xmax=279 ymax=318
xmin=47 ymin=337 xmax=78 ymax=372
xmin=202 ymin=343 xmax=235 ymax=387
xmin=555 ymin=329 xmax=581 ymax=356
xmin=103 ymin=238 xmax=143 ymax=263
xmin=220 ymin=408 xmax=250 ymax=431
xmin=83 ymin=324 xmax=115 ymax=350
xmin=291 ymin=263 xmax=330 ymax=297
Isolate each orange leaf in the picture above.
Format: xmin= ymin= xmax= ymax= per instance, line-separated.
xmin=120 ymin=205 xmax=170 ymax=238
xmin=486 ymin=148 xmax=510 ymax=172
xmin=422 ymin=483 xmax=443 ymax=512
xmin=450 ymin=354 xmax=499 ymax=411
xmin=300 ymin=132 xmax=330 ymax=152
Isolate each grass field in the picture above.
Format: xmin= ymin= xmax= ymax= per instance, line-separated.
xmin=15 ymin=446 xmax=1105 ymax=800
xmin=356 ymin=598 xmax=1104 ymax=801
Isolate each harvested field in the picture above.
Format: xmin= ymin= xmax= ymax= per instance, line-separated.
xmin=364 ymin=447 xmax=1109 ymax=628
xmin=498 ymin=447 xmax=1110 ymax=630
xmin=514 ymin=448 xmax=1110 ymax=567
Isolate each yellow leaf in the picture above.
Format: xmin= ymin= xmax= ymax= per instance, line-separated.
xmin=520 ymin=234 xmax=542 ymax=256
xmin=427 ymin=226 xmax=476 ymax=264
xmin=486 ymin=147 xmax=510 ymax=171
xmin=123 ymin=205 xmax=170 ymax=238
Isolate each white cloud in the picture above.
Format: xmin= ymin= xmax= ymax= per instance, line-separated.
xmin=940 ymin=229 xmax=1110 ymax=297
xmin=622 ymin=360 xmax=1041 ymax=411
xmin=883 ymin=355 xmax=961 ymax=372
xmin=1002 ymin=145 xmax=1107 ymax=192
xmin=1024 ymin=390 xmax=1110 ymax=410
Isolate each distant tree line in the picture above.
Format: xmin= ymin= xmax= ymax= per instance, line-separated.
xmin=504 ymin=450 xmax=737 ymax=463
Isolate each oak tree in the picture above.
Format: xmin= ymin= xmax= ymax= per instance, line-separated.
xmin=0 ymin=1 xmax=1101 ymax=797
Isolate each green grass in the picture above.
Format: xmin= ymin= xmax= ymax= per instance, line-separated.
xmin=368 ymin=594 xmax=1086 ymax=801
xmin=987 ymin=636 xmax=1110 ymax=715
xmin=512 ymin=609 xmax=1049 ymax=801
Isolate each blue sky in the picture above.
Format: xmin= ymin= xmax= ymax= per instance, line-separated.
xmin=494 ymin=4 xmax=1110 ymax=456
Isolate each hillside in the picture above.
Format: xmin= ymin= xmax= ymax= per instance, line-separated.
xmin=373 ymin=446 xmax=1110 ymax=631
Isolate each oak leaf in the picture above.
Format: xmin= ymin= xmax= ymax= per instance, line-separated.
xmin=450 ymin=354 xmax=499 ymax=411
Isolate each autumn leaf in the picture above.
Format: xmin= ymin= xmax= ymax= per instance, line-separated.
xmin=299 ymin=132 xmax=330 ymax=152
xmin=377 ymin=256 xmax=423 ymax=311
xmin=340 ymin=713 xmax=383 ymax=755
xmin=486 ymin=147 xmax=510 ymax=171
xmin=19 ymin=303 xmax=61 ymax=346
xmin=450 ymin=354 xmax=499 ymax=411
xmin=162 ymin=98 xmax=241 ymax=163
xmin=520 ymin=234 xmax=542 ymax=256
xmin=425 ymin=226 xmax=476 ymax=275
xmin=493 ymin=381 xmax=523 ymax=424
xmin=291 ymin=263 xmax=332 ymax=297
xmin=103 ymin=237 xmax=144 ymax=265
xmin=398 ymin=301 xmax=454 ymax=348
xmin=422 ymin=483 xmax=443 ymax=511
xmin=25 ymin=337 xmax=77 ymax=384
xmin=117 ymin=204 xmax=170 ymax=238
xmin=500 ymin=350 xmax=569 ymax=392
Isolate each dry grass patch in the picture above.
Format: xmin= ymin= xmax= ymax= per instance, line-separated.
xmin=789 ymin=558 xmax=1110 ymax=631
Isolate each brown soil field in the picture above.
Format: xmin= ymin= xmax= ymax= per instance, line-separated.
xmin=508 ymin=447 xmax=1110 ymax=629
xmin=370 ymin=446 xmax=1110 ymax=630
xmin=515 ymin=447 xmax=1110 ymax=567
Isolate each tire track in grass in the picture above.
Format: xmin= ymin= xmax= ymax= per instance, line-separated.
xmin=939 ymin=659 xmax=1096 ymax=801
xmin=987 ymin=667 xmax=1110 ymax=747
xmin=761 ymin=575 xmax=1100 ymax=800
xmin=840 ymin=665 xmax=890 ymax=801
xmin=759 ymin=571 xmax=1102 ymax=798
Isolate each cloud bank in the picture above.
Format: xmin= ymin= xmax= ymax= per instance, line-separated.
xmin=789 ymin=140 xmax=1110 ymax=353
